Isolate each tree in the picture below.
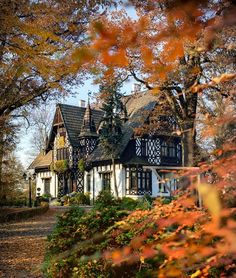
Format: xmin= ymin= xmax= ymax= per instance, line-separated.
xmin=0 ymin=152 xmax=25 ymax=205
xmin=0 ymin=0 xmax=115 ymax=197
xmin=28 ymin=102 xmax=54 ymax=158
xmin=0 ymin=0 xmax=115 ymax=119
xmin=99 ymin=80 xmax=124 ymax=198
xmin=83 ymin=0 xmax=236 ymax=166
xmin=83 ymin=1 xmax=236 ymax=273
xmin=41 ymin=1 xmax=236 ymax=277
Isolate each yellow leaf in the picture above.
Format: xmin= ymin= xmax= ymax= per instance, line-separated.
xmin=197 ymin=183 xmax=221 ymax=225
xmin=191 ymin=269 xmax=202 ymax=278
xmin=151 ymin=87 xmax=160 ymax=96
xmin=140 ymin=255 xmax=145 ymax=264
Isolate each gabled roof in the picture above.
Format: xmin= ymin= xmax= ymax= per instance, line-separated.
xmin=28 ymin=150 xmax=53 ymax=170
xmin=48 ymin=104 xmax=103 ymax=148
xmin=87 ymin=91 xmax=158 ymax=162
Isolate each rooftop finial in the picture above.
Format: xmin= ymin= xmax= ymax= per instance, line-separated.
xmin=88 ymin=91 xmax=92 ymax=105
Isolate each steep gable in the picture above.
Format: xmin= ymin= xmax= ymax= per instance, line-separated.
xmin=47 ymin=104 xmax=103 ymax=149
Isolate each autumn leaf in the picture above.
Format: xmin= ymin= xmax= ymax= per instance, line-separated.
xmin=197 ymin=183 xmax=221 ymax=226
xmin=212 ymin=73 xmax=236 ymax=84
xmin=190 ymin=269 xmax=202 ymax=278
xmin=141 ymin=46 xmax=153 ymax=66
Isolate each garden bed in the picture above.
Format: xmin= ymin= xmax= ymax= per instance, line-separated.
xmin=0 ymin=205 xmax=49 ymax=223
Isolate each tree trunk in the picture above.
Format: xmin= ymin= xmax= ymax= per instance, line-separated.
xmin=0 ymin=141 xmax=3 ymax=200
xmin=112 ymin=157 xmax=119 ymax=198
xmin=0 ymin=121 xmax=5 ymax=200
xmin=182 ymin=123 xmax=195 ymax=167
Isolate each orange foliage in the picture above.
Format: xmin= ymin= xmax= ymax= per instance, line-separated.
xmin=69 ymin=1 xmax=236 ymax=276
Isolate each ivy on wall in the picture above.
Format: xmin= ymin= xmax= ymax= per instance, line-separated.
xmin=54 ymin=160 xmax=68 ymax=173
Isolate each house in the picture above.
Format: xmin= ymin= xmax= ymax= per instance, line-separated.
xmin=29 ymin=91 xmax=185 ymax=200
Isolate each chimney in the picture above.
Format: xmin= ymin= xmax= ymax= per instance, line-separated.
xmin=132 ymin=83 xmax=141 ymax=93
xmin=80 ymin=99 xmax=86 ymax=108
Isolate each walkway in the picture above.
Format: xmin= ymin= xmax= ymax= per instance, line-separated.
xmin=0 ymin=208 xmax=64 ymax=278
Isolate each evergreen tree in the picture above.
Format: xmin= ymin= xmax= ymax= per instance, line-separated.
xmin=99 ymin=80 xmax=124 ymax=198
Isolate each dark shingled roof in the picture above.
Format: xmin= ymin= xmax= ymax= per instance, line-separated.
xmin=58 ymin=104 xmax=103 ymax=147
xmin=87 ymin=91 xmax=158 ymax=162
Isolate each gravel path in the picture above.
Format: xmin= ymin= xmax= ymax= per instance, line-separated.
xmin=0 ymin=208 xmax=64 ymax=278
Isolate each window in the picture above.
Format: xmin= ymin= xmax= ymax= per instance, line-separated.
xmin=161 ymin=141 xmax=168 ymax=156
xmin=177 ymin=143 xmax=181 ymax=160
xmin=102 ymin=173 xmax=111 ymax=191
xmin=161 ymin=141 xmax=177 ymax=158
xmin=57 ymin=148 xmax=69 ymax=160
xmin=169 ymin=142 xmax=176 ymax=157
xmin=126 ymin=166 xmax=152 ymax=195
xmin=44 ymin=179 xmax=50 ymax=194
xmin=86 ymin=174 xmax=91 ymax=192
xmin=131 ymin=169 xmax=138 ymax=189
xmin=158 ymin=173 xmax=178 ymax=193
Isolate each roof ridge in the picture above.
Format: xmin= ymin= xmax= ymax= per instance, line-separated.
xmin=58 ymin=103 xmax=102 ymax=112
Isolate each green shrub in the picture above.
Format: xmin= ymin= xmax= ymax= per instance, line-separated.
xmin=69 ymin=192 xmax=90 ymax=205
xmin=118 ymin=197 xmax=138 ymax=211
xmin=135 ymin=194 xmax=154 ymax=210
xmin=78 ymin=159 xmax=85 ymax=172
xmin=40 ymin=193 xmax=52 ymax=203
xmin=43 ymin=195 xmax=132 ymax=277
xmin=94 ymin=190 xmax=118 ymax=210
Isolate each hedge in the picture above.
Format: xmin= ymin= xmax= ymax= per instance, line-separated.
xmin=0 ymin=205 xmax=49 ymax=223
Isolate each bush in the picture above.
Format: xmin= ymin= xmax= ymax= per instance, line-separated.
xmin=54 ymin=160 xmax=68 ymax=173
xmin=94 ymin=190 xmax=118 ymax=210
xmin=69 ymin=192 xmax=90 ymax=205
xmin=40 ymin=193 xmax=52 ymax=203
xmin=43 ymin=193 xmax=159 ymax=277
xmin=43 ymin=193 xmax=132 ymax=277
xmin=117 ymin=197 xmax=139 ymax=211
xmin=136 ymin=194 xmax=154 ymax=210
xmin=0 ymin=198 xmax=27 ymax=207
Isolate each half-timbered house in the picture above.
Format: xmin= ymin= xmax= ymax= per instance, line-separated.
xmin=29 ymin=90 xmax=184 ymax=200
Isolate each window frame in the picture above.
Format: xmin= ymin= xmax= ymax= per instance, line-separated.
xmin=102 ymin=172 xmax=111 ymax=191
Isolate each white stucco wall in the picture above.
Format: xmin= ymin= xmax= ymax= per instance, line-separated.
xmin=87 ymin=165 xmax=179 ymax=200
xmin=35 ymin=171 xmax=57 ymax=198
xmin=87 ymin=164 xmax=126 ymax=200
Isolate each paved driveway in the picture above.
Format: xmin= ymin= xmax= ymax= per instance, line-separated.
xmin=0 ymin=208 xmax=62 ymax=278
